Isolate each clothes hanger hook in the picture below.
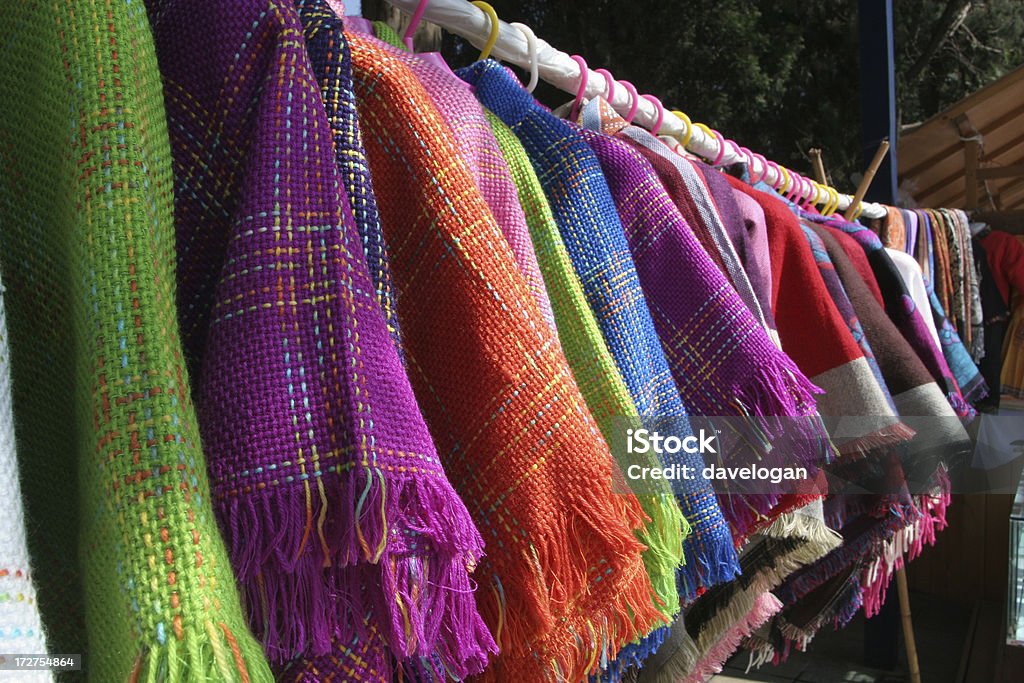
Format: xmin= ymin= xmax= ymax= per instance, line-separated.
xmin=595 ymin=69 xmax=615 ymax=102
xmin=694 ymin=123 xmax=727 ymax=166
xmin=765 ymin=160 xmax=783 ymax=190
xmin=785 ymin=173 xmax=804 ymax=202
xmin=825 ymin=186 xmax=840 ymax=216
xmin=671 ymin=110 xmax=694 ymax=149
xmin=640 ymin=95 xmax=666 ymax=135
xmin=569 ymin=55 xmax=589 ymax=122
xmin=619 ymin=80 xmax=639 ymax=123
xmin=510 ymin=22 xmax=538 ymax=93
xmin=778 ymin=166 xmax=793 ymax=193
xmin=799 ymin=177 xmax=815 ymax=208
xmin=805 ymin=179 xmax=820 ymax=208
xmin=403 ymin=0 xmax=431 ymax=51
xmin=470 ymin=2 xmax=500 ymax=61
xmin=737 ymin=145 xmax=757 ymax=175
xmin=810 ymin=182 xmax=824 ymax=209
xmin=726 ymin=139 xmax=745 ymax=167
xmin=750 ymin=152 xmax=769 ymax=184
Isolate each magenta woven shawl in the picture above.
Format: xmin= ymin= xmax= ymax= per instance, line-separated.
xmin=148 ymin=0 xmax=491 ymax=671
xmin=578 ymin=100 xmax=830 ymax=537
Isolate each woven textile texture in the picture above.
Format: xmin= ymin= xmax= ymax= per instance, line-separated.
xmin=297 ymin=0 xmax=403 ymax=351
xmin=801 ymin=226 xmax=897 ymax=416
xmin=726 ymin=184 xmax=777 ymax=331
xmin=613 ymin=121 xmax=770 ymax=333
xmin=972 ymin=237 xmax=1009 ymax=406
xmin=724 ymin=176 xmax=912 ymax=456
xmin=274 ymin=615 xmax=395 ymax=682
xmin=579 ymin=99 xmax=830 ymax=539
xmin=147 ymin=0 xmax=491 ymax=671
xmin=0 ymin=273 xmax=52 ymax=683
xmin=487 ymin=109 xmax=686 ymax=681
xmin=366 ymin=24 xmax=557 ymax=332
xmin=348 ymin=34 xmax=662 ymax=683
xmin=807 ymin=211 xmax=981 ymax=417
xmin=0 ymin=1 xmax=273 ymax=679
xmin=459 ymin=59 xmax=738 ymax=599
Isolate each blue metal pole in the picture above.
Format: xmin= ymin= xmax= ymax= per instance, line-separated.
xmin=858 ymin=0 xmax=898 ymax=205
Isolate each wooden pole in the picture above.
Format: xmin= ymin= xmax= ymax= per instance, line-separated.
xmin=809 ymin=148 xmax=828 ymax=185
xmin=841 ymin=135 xmax=923 ymax=682
xmin=844 ymin=139 xmax=891 ymax=221
xmin=896 ymin=567 xmax=923 ymax=683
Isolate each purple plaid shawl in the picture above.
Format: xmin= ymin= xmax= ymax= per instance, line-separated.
xmin=578 ymin=100 xmax=830 ymax=537
xmin=148 ymin=0 xmax=490 ymax=669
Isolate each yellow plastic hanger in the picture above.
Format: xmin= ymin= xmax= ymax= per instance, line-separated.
xmin=671 ymin=110 xmax=694 ymax=148
xmin=470 ymin=1 xmax=500 ymax=61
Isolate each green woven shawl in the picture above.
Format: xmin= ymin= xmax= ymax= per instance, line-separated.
xmin=0 ymin=2 xmax=271 ymax=680
xmin=486 ymin=111 xmax=687 ymax=616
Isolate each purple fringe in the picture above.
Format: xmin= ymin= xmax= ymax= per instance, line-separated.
xmin=220 ymin=466 xmax=496 ymax=674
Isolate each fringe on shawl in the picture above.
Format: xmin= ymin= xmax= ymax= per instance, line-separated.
xmin=128 ymin=619 xmax=275 ymax=683
xmin=668 ymin=520 xmax=840 ymax=682
xmin=744 ymin=575 xmax=864 ymax=669
xmin=472 ymin=475 xmax=670 ymax=683
xmin=219 ymin=466 xmax=495 ymax=675
xmin=762 ymin=512 xmax=844 ymax=561
xmin=634 ymin=620 xmax=701 ymax=683
xmin=777 ymin=506 xmax=910 ymax=607
xmin=861 ymin=472 xmax=951 ymax=617
xmin=678 ymin=521 xmax=743 ymax=601
xmin=633 ymin=492 xmax=689 ymax=621
xmin=831 ymin=420 xmax=918 ymax=461
xmin=594 ymin=627 xmax=670 ymax=683
xmin=720 ymin=363 xmax=836 ymax=538
xmin=683 ymin=592 xmax=783 ymax=683
xmin=591 ymin=493 xmax=689 ymax=682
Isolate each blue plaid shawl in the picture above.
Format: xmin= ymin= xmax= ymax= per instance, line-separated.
xmin=298 ymin=0 xmax=403 ymax=351
xmin=458 ymin=61 xmax=738 ymax=600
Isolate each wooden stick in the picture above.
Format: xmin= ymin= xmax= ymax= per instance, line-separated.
xmin=844 ymin=139 xmax=891 ymax=221
xmin=896 ymin=567 xmax=922 ymax=683
xmin=809 ymin=147 xmax=828 ymax=185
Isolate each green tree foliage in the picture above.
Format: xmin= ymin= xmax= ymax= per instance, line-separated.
xmin=395 ymin=0 xmax=1022 ymax=191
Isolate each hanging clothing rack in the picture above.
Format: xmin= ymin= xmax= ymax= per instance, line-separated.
xmin=378 ymin=0 xmax=889 ymax=220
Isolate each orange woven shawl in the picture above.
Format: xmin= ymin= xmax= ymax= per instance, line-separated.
xmin=347 ymin=33 xmax=665 ymax=682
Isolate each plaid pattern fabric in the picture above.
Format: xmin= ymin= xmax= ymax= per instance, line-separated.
xmin=613 ymin=121 xmax=769 ymax=333
xmin=486 ymin=110 xmax=684 ymax=682
xmin=805 ymin=211 xmax=980 ymax=418
xmin=347 ymin=33 xmax=662 ymax=683
xmin=366 ymin=26 xmax=556 ymax=332
xmin=148 ymin=0 xmax=491 ymax=671
xmin=297 ymin=0 xmax=403 ymax=351
xmin=459 ymin=60 xmax=738 ymax=599
xmin=275 ymin=617 xmax=394 ymax=682
xmin=578 ymin=99 xmax=829 ymax=537
xmin=0 ymin=1 xmax=272 ymax=679
xmin=0 ymin=273 xmax=51 ymax=683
